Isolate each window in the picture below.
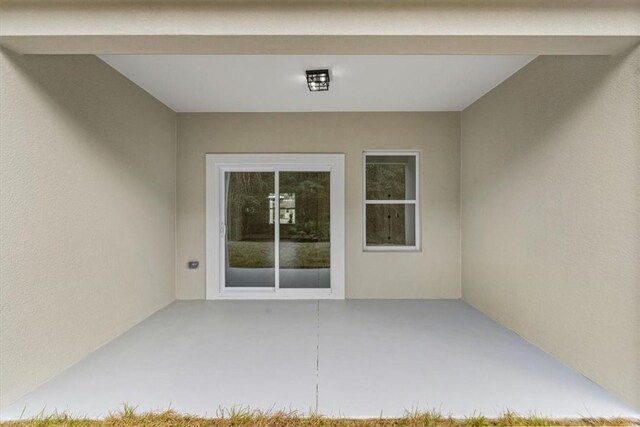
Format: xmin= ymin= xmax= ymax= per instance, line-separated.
xmin=363 ymin=151 xmax=420 ymax=251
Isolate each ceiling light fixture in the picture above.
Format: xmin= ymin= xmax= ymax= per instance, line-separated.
xmin=306 ymin=69 xmax=330 ymax=92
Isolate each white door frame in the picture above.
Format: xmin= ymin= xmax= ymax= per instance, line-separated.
xmin=205 ymin=153 xmax=345 ymax=300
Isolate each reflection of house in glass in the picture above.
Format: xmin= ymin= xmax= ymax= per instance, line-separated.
xmin=268 ymin=193 xmax=296 ymax=224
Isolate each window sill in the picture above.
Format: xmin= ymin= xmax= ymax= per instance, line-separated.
xmin=364 ymin=246 xmax=420 ymax=252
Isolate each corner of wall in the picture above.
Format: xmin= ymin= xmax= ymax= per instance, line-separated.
xmin=0 ymin=51 xmax=179 ymax=407
xmin=458 ymin=48 xmax=640 ymax=409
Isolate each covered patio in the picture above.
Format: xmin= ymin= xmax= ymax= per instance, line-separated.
xmin=1 ymin=0 xmax=639 ymax=421
xmin=2 ymin=300 xmax=637 ymax=420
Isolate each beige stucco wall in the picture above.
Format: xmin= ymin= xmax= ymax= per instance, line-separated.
xmin=0 ymin=51 xmax=177 ymax=407
xmin=461 ymin=47 xmax=640 ymax=408
xmin=3 ymin=1 xmax=639 ymax=37
xmin=177 ymin=112 xmax=461 ymax=299
xmin=2 ymin=1 xmax=638 ymax=55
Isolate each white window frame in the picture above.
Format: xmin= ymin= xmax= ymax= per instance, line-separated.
xmin=206 ymin=153 xmax=345 ymax=300
xmin=363 ymin=150 xmax=421 ymax=252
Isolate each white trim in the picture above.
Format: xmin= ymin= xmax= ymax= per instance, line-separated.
xmin=365 ymin=245 xmax=419 ymax=252
xmin=364 ymin=200 xmax=417 ymax=204
xmin=206 ymin=153 xmax=345 ymax=300
xmin=362 ymin=150 xmax=421 ymax=252
xmin=274 ymin=170 xmax=280 ymax=291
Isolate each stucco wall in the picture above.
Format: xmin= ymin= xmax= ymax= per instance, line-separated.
xmin=177 ymin=112 xmax=461 ymax=299
xmin=0 ymin=50 xmax=177 ymax=407
xmin=461 ymin=47 xmax=640 ymax=408
xmin=3 ymin=0 xmax=639 ymax=38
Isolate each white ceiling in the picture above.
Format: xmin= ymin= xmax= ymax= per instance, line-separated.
xmin=99 ymin=55 xmax=535 ymax=112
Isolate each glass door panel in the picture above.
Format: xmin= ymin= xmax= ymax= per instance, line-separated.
xmin=278 ymin=171 xmax=331 ymax=289
xmin=224 ymin=171 xmax=275 ymax=288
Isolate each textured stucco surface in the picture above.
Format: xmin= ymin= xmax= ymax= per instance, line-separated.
xmin=2 ymin=0 xmax=639 ymax=37
xmin=2 ymin=1 xmax=639 ymax=56
xmin=0 ymin=50 xmax=177 ymax=407
xmin=176 ymin=112 xmax=461 ymax=299
xmin=461 ymin=47 xmax=640 ymax=408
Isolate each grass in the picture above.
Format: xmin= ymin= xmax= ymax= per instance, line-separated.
xmin=228 ymin=241 xmax=330 ymax=269
xmin=2 ymin=407 xmax=637 ymax=427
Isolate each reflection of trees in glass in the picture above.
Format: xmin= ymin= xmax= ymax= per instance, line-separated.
xmin=226 ymin=171 xmax=330 ymax=269
xmin=226 ymin=172 xmax=274 ymax=242
xmin=226 ymin=171 xmax=330 ymax=243
xmin=366 ymin=163 xmax=406 ymax=200
xmin=280 ymin=172 xmax=330 ymax=243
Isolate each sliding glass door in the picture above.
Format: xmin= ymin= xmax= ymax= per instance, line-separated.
xmin=278 ymin=171 xmax=330 ymax=289
xmin=206 ymin=154 xmax=344 ymax=299
xmin=224 ymin=171 xmax=275 ymax=288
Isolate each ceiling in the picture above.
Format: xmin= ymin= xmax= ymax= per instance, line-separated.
xmin=99 ymin=55 xmax=536 ymax=112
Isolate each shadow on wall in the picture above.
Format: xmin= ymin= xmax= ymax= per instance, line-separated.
xmin=1 ymin=48 xmax=176 ymax=201
xmin=0 ymin=47 xmax=177 ymax=408
xmin=461 ymin=45 xmax=640 ymax=409
xmin=464 ymin=52 xmax=634 ymax=203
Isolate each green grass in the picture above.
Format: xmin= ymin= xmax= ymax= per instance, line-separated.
xmin=228 ymin=241 xmax=330 ymax=269
xmin=2 ymin=407 xmax=637 ymax=427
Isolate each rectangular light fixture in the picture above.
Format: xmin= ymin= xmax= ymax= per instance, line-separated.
xmin=306 ymin=69 xmax=330 ymax=92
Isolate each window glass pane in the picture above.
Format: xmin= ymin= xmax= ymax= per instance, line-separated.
xmin=279 ymin=171 xmax=331 ymax=289
xmin=366 ymin=155 xmax=416 ymax=200
xmin=366 ymin=204 xmax=416 ymax=246
xmin=225 ymin=171 xmax=275 ymax=287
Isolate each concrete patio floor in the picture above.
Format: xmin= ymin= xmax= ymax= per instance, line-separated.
xmin=1 ymin=300 xmax=638 ymax=420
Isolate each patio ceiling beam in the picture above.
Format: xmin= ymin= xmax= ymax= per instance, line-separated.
xmin=0 ymin=35 xmax=639 ymax=55
xmin=1 ymin=0 xmax=639 ymax=55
